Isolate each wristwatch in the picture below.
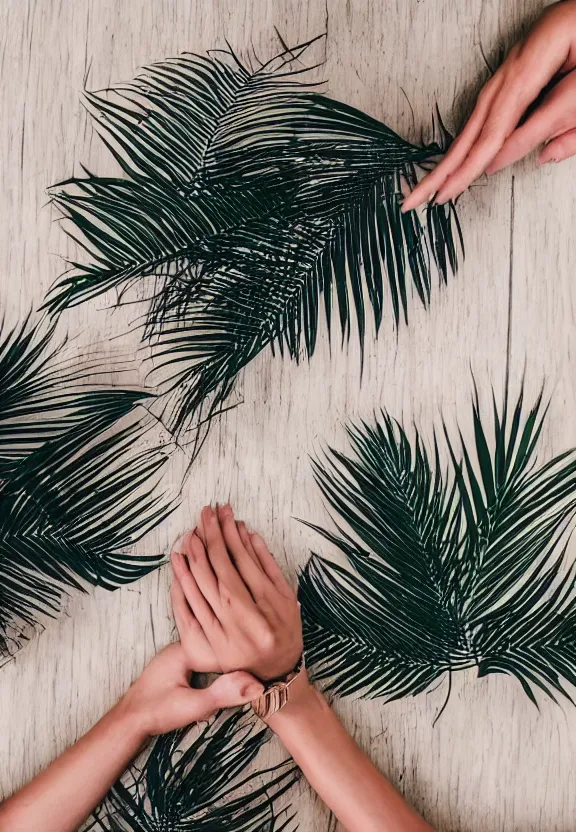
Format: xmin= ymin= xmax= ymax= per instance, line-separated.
xmin=251 ymin=656 xmax=306 ymax=720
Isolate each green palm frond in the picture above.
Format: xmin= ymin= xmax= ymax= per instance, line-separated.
xmin=0 ymin=317 xmax=176 ymax=659
xmin=46 ymin=36 xmax=463 ymax=433
xmin=87 ymin=709 xmax=298 ymax=831
xmin=299 ymin=387 xmax=576 ymax=707
xmin=0 ymin=315 xmax=146 ymax=476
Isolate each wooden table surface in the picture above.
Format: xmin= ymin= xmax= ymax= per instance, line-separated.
xmin=1 ymin=1 xmax=575 ymax=829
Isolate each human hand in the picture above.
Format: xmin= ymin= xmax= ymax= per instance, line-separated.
xmin=171 ymin=505 xmax=303 ymax=682
xmin=117 ymin=642 xmax=264 ymax=738
xmin=403 ymin=0 xmax=576 ymax=211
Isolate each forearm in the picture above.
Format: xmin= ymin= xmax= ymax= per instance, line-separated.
xmin=267 ymin=674 xmax=434 ymax=832
xmin=0 ymin=700 xmax=146 ymax=832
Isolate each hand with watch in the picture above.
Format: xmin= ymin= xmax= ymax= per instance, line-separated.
xmin=171 ymin=505 xmax=435 ymax=832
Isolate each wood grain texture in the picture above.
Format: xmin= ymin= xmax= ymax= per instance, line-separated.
xmin=1 ymin=1 xmax=575 ymax=830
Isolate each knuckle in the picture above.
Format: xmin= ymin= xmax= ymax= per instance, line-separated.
xmin=259 ymin=628 xmax=277 ymax=651
xmin=219 ymin=585 xmax=232 ymax=605
xmin=477 ymin=122 xmax=504 ymax=149
xmin=476 ymin=83 xmax=493 ymax=107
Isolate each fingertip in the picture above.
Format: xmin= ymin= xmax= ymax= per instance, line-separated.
xmin=218 ymin=503 xmax=233 ymax=520
xmin=251 ymin=532 xmax=272 ymax=558
xmin=243 ymin=681 xmax=265 ymax=699
xmin=171 ymin=549 xmax=184 ymax=574
xmin=400 ymin=195 xmax=419 ymax=212
xmin=210 ymin=671 xmax=264 ymax=705
xmin=171 ymin=536 xmax=184 ymax=555
xmin=238 ymin=521 xmax=252 ymax=546
xmin=188 ymin=533 xmax=207 ymax=560
xmin=235 ymin=672 xmax=265 ymax=699
xmin=196 ymin=518 xmax=206 ymax=542
xmin=433 ymin=187 xmax=452 ymax=206
xmin=537 ymin=146 xmax=556 ymax=165
xmin=205 ymin=505 xmax=220 ymax=527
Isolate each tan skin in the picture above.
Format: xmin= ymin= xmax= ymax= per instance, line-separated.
xmin=5 ymin=11 xmax=571 ymax=826
xmin=0 ymin=643 xmax=264 ymax=832
xmin=171 ymin=504 xmax=434 ymax=832
xmin=403 ymin=0 xmax=576 ymax=211
xmin=0 ymin=504 xmax=433 ymax=832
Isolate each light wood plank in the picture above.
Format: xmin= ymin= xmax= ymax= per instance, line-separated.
xmin=1 ymin=1 xmax=575 ymax=830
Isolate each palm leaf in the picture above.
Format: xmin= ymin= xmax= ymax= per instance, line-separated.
xmin=86 ymin=708 xmax=298 ymax=831
xmin=0 ymin=317 xmax=176 ymax=659
xmin=299 ymin=387 xmax=576 ymax=707
xmin=46 ymin=37 xmax=463 ymax=433
xmin=0 ymin=315 xmax=147 ymax=476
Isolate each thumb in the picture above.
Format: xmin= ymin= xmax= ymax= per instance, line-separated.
xmin=185 ymin=672 xmax=264 ymax=723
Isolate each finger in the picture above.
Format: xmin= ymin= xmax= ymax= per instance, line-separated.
xmin=238 ymin=521 xmax=259 ymax=562
xmin=249 ymin=532 xmax=296 ymax=599
xmin=170 ymin=571 xmax=198 ymax=633
xmin=201 ymin=505 xmax=255 ymax=603
xmin=434 ymin=92 xmax=533 ymax=202
xmin=175 ymin=531 xmax=221 ymax=610
xmin=218 ymin=505 xmax=269 ymax=594
xmin=169 ymin=583 xmax=220 ymax=671
xmin=171 ymin=550 xmax=221 ymax=633
xmin=185 ymin=671 xmax=264 ymax=722
xmin=538 ymin=127 xmax=576 ymax=164
xmin=487 ymin=73 xmax=576 ymax=173
xmin=170 ymin=575 xmax=211 ymax=641
xmin=401 ymin=72 xmax=505 ymax=211
xmin=434 ymin=47 xmax=575 ymax=203
xmin=154 ymin=641 xmax=190 ymax=679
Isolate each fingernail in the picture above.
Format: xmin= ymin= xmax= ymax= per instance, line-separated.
xmin=243 ymin=681 xmax=264 ymax=698
xmin=203 ymin=506 xmax=214 ymax=521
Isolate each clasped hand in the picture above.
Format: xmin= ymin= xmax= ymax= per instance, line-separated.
xmin=121 ymin=505 xmax=303 ymax=738
xmin=171 ymin=504 xmax=303 ymax=681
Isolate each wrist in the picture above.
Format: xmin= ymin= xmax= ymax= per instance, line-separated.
xmin=265 ymin=671 xmax=327 ymax=730
xmin=110 ymin=689 xmax=153 ymax=745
